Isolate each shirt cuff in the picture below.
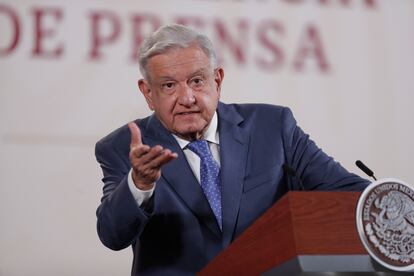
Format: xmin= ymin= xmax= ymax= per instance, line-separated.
xmin=127 ymin=170 xmax=155 ymax=207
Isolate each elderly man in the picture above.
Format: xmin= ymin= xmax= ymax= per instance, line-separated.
xmin=95 ymin=24 xmax=368 ymax=275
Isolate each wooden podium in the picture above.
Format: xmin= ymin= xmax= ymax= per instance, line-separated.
xmin=198 ymin=192 xmax=385 ymax=275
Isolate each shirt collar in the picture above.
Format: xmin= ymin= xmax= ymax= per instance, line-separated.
xmin=173 ymin=112 xmax=219 ymax=150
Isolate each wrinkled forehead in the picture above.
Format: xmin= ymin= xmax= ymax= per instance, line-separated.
xmin=146 ymin=46 xmax=213 ymax=80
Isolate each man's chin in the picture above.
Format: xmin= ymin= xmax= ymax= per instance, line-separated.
xmin=174 ymin=125 xmax=206 ymax=140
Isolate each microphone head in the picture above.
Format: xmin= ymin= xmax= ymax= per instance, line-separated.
xmin=355 ymin=160 xmax=374 ymax=177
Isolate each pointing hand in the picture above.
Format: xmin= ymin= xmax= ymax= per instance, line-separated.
xmin=128 ymin=122 xmax=178 ymax=190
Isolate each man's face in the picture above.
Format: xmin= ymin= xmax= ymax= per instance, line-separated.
xmin=138 ymin=45 xmax=224 ymax=141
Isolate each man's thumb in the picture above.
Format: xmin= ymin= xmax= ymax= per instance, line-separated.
xmin=128 ymin=122 xmax=142 ymax=147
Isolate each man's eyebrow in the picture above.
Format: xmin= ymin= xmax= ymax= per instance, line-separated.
xmin=158 ymin=76 xmax=177 ymax=81
xmin=156 ymin=68 xmax=210 ymax=82
xmin=188 ymin=68 xmax=209 ymax=78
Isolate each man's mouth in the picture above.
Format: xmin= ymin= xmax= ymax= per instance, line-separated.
xmin=176 ymin=111 xmax=199 ymax=116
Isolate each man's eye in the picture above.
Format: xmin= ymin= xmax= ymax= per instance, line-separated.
xmin=162 ymin=82 xmax=175 ymax=89
xmin=190 ymin=77 xmax=204 ymax=87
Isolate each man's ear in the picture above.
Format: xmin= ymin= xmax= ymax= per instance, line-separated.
xmin=214 ymin=67 xmax=224 ymax=97
xmin=138 ymin=79 xmax=154 ymax=110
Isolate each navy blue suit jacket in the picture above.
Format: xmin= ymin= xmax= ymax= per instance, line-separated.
xmin=95 ymin=102 xmax=368 ymax=275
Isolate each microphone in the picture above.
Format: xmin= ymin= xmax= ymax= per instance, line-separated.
xmin=355 ymin=160 xmax=377 ymax=181
xmin=283 ymin=164 xmax=306 ymax=191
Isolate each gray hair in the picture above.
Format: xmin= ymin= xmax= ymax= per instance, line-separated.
xmin=138 ymin=24 xmax=218 ymax=81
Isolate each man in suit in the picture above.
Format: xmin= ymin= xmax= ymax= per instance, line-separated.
xmin=95 ymin=24 xmax=369 ymax=275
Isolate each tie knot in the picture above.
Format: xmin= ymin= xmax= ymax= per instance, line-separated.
xmin=187 ymin=139 xmax=211 ymax=159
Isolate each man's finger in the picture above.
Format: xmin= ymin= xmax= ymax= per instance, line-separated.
xmin=146 ymin=150 xmax=178 ymax=169
xmin=138 ymin=145 xmax=164 ymax=165
xmin=154 ymin=151 xmax=178 ymax=168
xmin=130 ymin=144 xmax=150 ymax=159
xmin=128 ymin=122 xmax=142 ymax=147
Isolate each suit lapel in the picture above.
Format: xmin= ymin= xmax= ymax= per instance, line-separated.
xmin=141 ymin=115 xmax=222 ymax=238
xmin=217 ymin=103 xmax=250 ymax=247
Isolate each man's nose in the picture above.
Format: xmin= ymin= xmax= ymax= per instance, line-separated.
xmin=177 ymin=83 xmax=196 ymax=106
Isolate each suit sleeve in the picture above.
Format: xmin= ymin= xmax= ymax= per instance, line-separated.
xmin=281 ymin=107 xmax=369 ymax=191
xmin=95 ymin=139 xmax=152 ymax=251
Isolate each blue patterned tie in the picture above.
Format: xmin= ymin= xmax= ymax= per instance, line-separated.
xmin=187 ymin=139 xmax=222 ymax=230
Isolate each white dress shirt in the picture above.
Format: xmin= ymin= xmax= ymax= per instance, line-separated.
xmin=128 ymin=112 xmax=220 ymax=206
